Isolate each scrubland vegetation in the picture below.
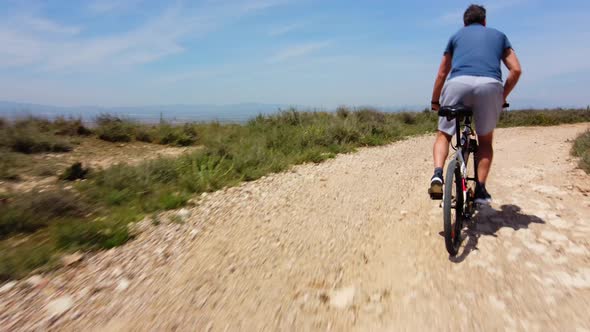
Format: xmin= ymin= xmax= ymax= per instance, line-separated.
xmin=572 ymin=129 xmax=590 ymax=174
xmin=1 ymin=108 xmax=589 ymax=279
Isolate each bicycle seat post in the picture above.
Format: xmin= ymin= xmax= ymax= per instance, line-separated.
xmin=438 ymin=104 xmax=474 ymax=149
xmin=455 ymin=117 xmax=462 ymax=148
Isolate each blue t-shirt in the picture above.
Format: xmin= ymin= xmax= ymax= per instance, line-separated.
xmin=444 ymin=24 xmax=512 ymax=82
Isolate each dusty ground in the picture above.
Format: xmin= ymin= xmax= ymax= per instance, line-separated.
xmin=1 ymin=123 xmax=589 ymax=331
xmin=0 ymin=138 xmax=195 ymax=193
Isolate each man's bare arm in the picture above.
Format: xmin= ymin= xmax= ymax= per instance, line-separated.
xmin=502 ymin=48 xmax=522 ymax=102
xmin=431 ymin=54 xmax=452 ymax=111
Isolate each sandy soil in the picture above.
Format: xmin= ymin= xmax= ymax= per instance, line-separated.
xmin=1 ymin=123 xmax=589 ymax=331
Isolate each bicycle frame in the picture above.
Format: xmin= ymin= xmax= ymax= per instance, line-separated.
xmin=451 ymin=115 xmax=477 ymax=216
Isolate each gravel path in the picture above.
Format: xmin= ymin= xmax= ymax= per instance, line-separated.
xmin=1 ymin=123 xmax=589 ymax=331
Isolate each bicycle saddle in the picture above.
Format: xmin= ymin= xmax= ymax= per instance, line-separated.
xmin=438 ymin=104 xmax=473 ymax=119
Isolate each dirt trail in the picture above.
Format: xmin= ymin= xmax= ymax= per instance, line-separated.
xmin=2 ymin=123 xmax=590 ymax=331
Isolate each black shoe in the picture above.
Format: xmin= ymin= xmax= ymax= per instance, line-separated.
xmin=428 ymin=172 xmax=444 ymax=199
xmin=474 ymin=184 xmax=492 ymax=205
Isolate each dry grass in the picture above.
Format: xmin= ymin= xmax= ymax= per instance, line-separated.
xmin=1 ymin=108 xmax=589 ymax=280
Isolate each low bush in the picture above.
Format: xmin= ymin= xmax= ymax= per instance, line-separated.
xmin=53 ymin=116 xmax=92 ymax=136
xmin=94 ymin=115 xmax=198 ymax=146
xmin=0 ymin=115 xmax=88 ymax=158
xmin=0 ymin=241 xmax=54 ymax=281
xmin=5 ymin=128 xmax=72 ymax=154
xmin=60 ymin=162 xmax=90 ymax=181
xmin=0 ymin=189 xmax=88 ymax=239
xmin=53 ymin=218 xmax=130 ymax=251
xmin=95 ymin=114 xmax=136 ymax=142
xmin=336 ymin=106 xmax=351 ymax=119
xmin=2 ymin=107 xmax=588 ymax=280
xmin=135 ymin=126 xmax=155 ymax=143
xmin=156 ymin=123 xmax=197 ymax=146
xmin=13 ymin=116 xmax=52 ymax=132
xmin=0 ymin=151 xmax=22 ymax=180
xmin=498 ymin=109 xmax=590 ymax=128
xmin=572 ymin=130 xmax=590 ymax=174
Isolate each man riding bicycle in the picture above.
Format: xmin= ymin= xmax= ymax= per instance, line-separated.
xmin=429 ymin=4 xmax=522 ymax=204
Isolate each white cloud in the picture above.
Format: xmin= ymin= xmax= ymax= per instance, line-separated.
xmin=87 ymin=0 xmax=144 ymax=14
xmin=0 ymin=14 xmax=81 ymax=68
xmin=42 ymin=5 xmax=189 ymax=71
xmin=239 ymin=0 xmax=292 ymax=12
xmin=268 ymin=41 xmax=332 ymax=63
xmin=21 ymin=16 xmax=81 ymax=35
xmin=0 ymin=1 xmax=289 ymax=72
xmin=0 ymin=30 xmax=43 ymax=67
xmin=486 ymin=0 xmax=531 ymax=11
xmin=268 ymin=22 xmax=302 ymax=37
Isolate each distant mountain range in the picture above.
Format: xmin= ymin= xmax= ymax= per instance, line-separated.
xmin=0 ymin=101 xmax=428 ymax=123
xmin=2 ymin=100 xmax=580 ymax=123
xmin=0 ymin=101 xmax=298 ymax=123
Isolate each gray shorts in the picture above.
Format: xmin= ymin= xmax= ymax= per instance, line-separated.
xmin=438 ymin=75 xmax=504 ymax=136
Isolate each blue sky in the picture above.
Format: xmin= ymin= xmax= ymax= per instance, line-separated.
xmin=0 ymin=0 xmax=589 ymax=109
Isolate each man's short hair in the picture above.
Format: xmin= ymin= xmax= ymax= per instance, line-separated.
xmin=463 ymin=4 xmax=486 ymax=26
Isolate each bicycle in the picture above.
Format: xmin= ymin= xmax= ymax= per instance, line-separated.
xmin=432 ymin=103 xmax=509 ymax=256
xmin=429 ymin=104 xmax=477 ymax=256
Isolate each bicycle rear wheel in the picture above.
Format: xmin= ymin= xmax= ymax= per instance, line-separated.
xmin=443 ymin=159 xmax=464 ymax=256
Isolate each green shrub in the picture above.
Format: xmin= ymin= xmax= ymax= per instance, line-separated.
xmin=0 ymin=241 xmax=54 ymax=281
xmin=156 ymin=123 xmax=197 ymax=146
xmin=0 ymin=189 xmax=88 ymax=239
xmin=135 ymin=126 xmax=156 ymax=143
xmin=336 ymin=106 xmax=351 ymax=119
xmin=53 ymin=116 xmax=92 ymax=136
xmin=157 ymin=191 xmax=189 ymax=210
xmin=5 ymin=127 xmax=72 ymax=154
xmin=13 ymin=116 xmax=52 ymax=132
xmin=0 ymin=207 xmax=39 ymax=238
xmin=0 ymin=151 xmax=22 ymax=180
xmin=572 ymin=130 xmax=590 ymax=173
xmin=498 ymin=109 xmax=590 ymax=128
xmin=2 ymin=108 xmax=588 ymax=280
xmin=104 ymin=189 xmax=132 ymax=206
xmin=178 ymin=153 xmax=236 ymax=192
xmin=93 ymin=115 xmax=198 ymax=146
xmin=53 ymin=219 xmax=130 ymax=250
xmin=60 ymin=162 xmax=89 ymax=181
xmin=87 ymin=158 xmax=182 ymax=208
xmin=0 ymin=116 xmax=85 ymax=155
xmin=97 ymin=124 xmax=133 ymax=142
xmin=95 ymin=114 xmax=136 ymax=142
xmin=399 ymin=112 xmax=417 ymax=125
xmin=355 ymin=108 xmax=386 ymax=123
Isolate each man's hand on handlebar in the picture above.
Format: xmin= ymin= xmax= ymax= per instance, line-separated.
xmin=431 ymin=101 xmax=440 ymax=112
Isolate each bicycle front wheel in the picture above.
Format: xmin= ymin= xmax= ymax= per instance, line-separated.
xmin=443 ymin=158 xmax=464 ymax=256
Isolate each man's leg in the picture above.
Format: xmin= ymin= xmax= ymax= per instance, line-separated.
xmin=433 ymin=130 xmax=452 ymax=169
xmin=472 ymin=80 xmax=503 ymax=204
xmin=429 ymin=130 xmax=452 ymax=197
xmin=430 ymin=79 xmax=469 ymax=198
xmin=476 ymin=131 xmax=494 ymax=184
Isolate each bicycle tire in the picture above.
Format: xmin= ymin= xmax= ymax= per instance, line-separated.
xmin=467 ymin=147 xmax=478 ymax=216
xmin=443 ymin=158 xmax=464 ymax=256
